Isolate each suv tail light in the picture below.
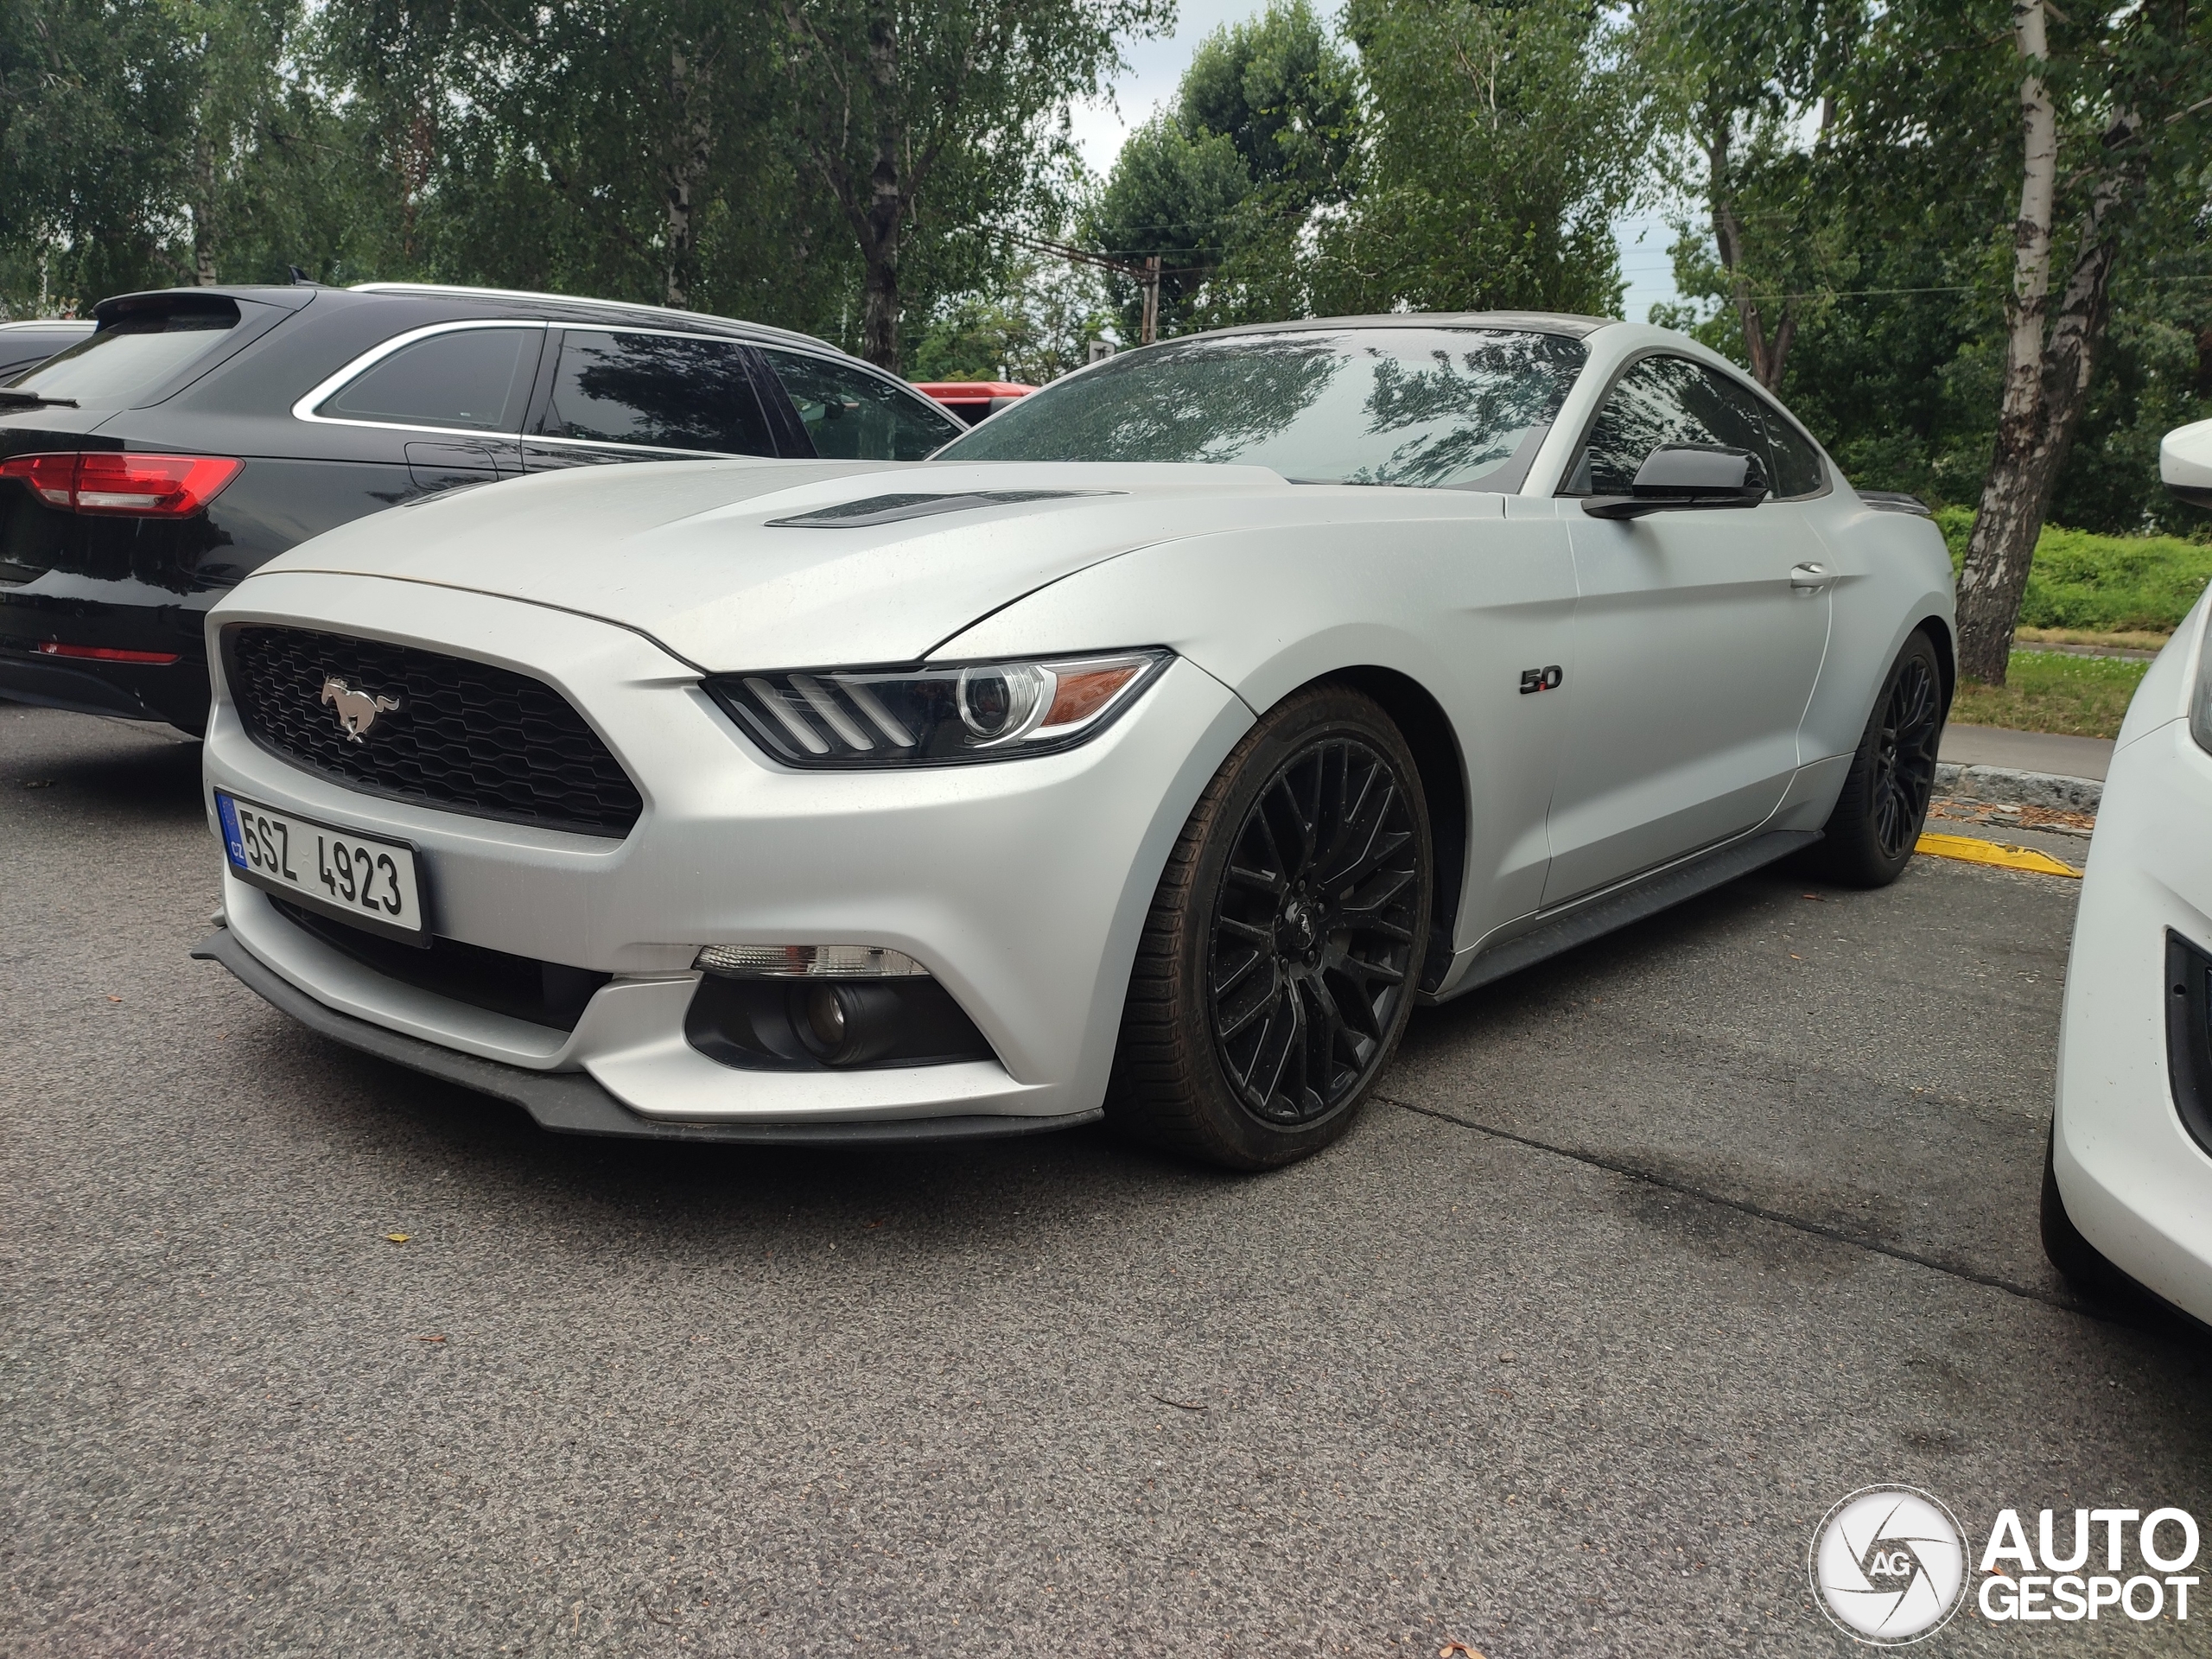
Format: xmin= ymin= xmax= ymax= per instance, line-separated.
xmin=0 ymin=452 xmax=241 ymax=516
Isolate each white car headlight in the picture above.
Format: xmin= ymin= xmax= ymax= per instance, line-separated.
xmin=2193 ymin=603 xmax=2212 ymax=757
xmin=707 ymin=649 xmax=1170 ymax=767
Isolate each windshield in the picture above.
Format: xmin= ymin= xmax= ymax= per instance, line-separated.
xmin=938 ymin=327 xmax=1587 ymax=489
xmin=12 ymin=303 xmax=240 ymax=408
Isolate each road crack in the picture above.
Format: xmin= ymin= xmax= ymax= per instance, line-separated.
xmin=1381 ymin=1093 xmax=2088 ymax=1314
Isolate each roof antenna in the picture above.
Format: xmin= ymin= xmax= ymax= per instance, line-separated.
xmin=289 ymin=265 xmax=317 ymax=286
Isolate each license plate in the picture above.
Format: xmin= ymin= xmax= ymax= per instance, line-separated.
xmin=216 ymin=791 xmax=426 ymax=944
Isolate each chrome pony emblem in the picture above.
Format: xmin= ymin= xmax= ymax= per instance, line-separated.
xmin=320 ymin=675 xmax=402 ymax=743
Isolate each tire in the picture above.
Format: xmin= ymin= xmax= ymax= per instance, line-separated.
xmin=2040 ymin=1123 xmax=2158 ymax=1314
xmin=2040 ymin=1125 xmax=2110 ymax=1290
xmin=1107 ymin=685 xmax=1433 ymax=1170
xmin=1808 ymin=630 xmax=1947 ymax=887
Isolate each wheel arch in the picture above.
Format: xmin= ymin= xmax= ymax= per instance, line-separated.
xmin=1269 ymin=664 xmax=1468 ymax=995
xmin=1916 ymin=613 xmax=1956 ymax=712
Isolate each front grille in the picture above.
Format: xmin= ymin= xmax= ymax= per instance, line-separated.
xmin=224 ymin=625 xmax=643 ymax=837
xmin=272 ymin=898 xmax=609 ymax=1031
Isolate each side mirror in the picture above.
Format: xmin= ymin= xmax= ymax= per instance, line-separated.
xmin=2161 ymin=419 xmax=2212 ymax=510
xmin=1583 ymin=444 xmax=1769 ymax=519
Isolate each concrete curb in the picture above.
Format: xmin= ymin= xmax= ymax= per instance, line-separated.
xmin=1935 ymin=762 xmax=2102 ymax=814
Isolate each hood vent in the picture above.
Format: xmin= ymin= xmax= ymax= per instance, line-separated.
xmin=765 ymin=489 xmax=1116 ymax=529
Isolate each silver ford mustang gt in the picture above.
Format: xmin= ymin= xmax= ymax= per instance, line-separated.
xmin=195 ymin=313 xmax=1955 ymax=1168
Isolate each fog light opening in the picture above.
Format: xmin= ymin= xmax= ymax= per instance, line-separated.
xmin=791 ymin=982 xmax=903 ymax=1066
xmin=805 ymin=984 xmax=847 ymax=1049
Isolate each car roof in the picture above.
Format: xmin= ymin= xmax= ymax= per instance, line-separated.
xmin=0 ymin=318 xmax=92 ymax=333
xmin=81 ymin=282 xmax=858 ymax=365
xmin=347 ymin=283 xmax=848 ymax=357
xmin=1191 ymin=310 xmax=1616 ymax=343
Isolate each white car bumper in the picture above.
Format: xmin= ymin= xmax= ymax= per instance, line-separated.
xmin=2054 ymin=714 xmax=2212 ymax=1322
xmin=199 ymin=571 xmax=1252 ymax=1138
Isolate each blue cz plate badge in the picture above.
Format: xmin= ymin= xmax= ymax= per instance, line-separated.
xmin=216 ymin=791 xmax=426 ymax=941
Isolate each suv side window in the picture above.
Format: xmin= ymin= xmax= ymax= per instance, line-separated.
xmin=1567 ymin=354 xmax=1772 ymax=497
xmin=318 ymin=326 xmax=542 ymax=433
xmin=1751 ymin=393 xmax=1827 ymax=498
xmin=758 ymin=347 xmax=961 ymax=461
xmin=537 ymin=330 xmax=774 ymax=454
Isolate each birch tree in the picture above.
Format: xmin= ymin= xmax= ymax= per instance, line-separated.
xmin=1948 ymin=0 xmax=2208 ymax=683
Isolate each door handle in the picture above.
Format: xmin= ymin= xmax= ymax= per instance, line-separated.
xmin=1790 ymin=562 xmax=1835 ymax=589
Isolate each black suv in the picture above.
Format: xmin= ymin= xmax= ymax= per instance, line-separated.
xmin=0 ymin=283 xmax=962 ymax=734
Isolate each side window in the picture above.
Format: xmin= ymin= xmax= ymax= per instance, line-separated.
xmin=758 ymin=348 xmax=962 ymax=461
xmin=1752 ymin=396 xmax=1827 ymax=498
xmin=319 ymin=327 xmax=541 ymax=433
xmin=537 ymin=330 xmax=774 ymax=454
xmin=1568 ymin=354 xmax=1771 ymax=496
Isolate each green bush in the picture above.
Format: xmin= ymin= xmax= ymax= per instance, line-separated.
xmin=1936 ymin=510 xmax=2212 ymax=633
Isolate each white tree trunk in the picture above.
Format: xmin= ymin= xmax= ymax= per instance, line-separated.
xmin=1955 ymin=0 xmax=2063 ymax=684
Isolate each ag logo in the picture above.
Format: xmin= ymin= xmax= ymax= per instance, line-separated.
xmin=1810 ymin=1486 xmax=1968 ymax=1645
xmin=320 ymin=675 xmax=402 ymax=743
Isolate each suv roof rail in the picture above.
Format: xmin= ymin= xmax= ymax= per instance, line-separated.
xmin=347 ymin=282 xmax=844 ymax=357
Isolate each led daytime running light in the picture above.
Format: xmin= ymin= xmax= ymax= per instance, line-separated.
xmin=709 ymin=649 xmax=1169 ymax=769
xmin=694 ymin=944 xmax=930 ymax=979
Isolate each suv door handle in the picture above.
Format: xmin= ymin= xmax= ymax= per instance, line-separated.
xmin=1790 ymin=562 xmax=1835 ymax=589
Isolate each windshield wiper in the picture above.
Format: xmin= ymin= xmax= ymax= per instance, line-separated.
xmin=0 ymin=390 xmax=79 ymax=410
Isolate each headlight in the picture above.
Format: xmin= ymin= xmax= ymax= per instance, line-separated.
xmin=706 ymin=649 xmax=1171 ymax=767
xmin=2194 ymin=601 xmax=2212 ymax=756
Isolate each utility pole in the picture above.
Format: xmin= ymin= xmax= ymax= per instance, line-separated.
xmin=988 ymin=228 xmax=1185 ymax=348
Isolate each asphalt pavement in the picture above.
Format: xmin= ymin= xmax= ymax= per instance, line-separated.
xmin=6 ymin=702 xmax=2209 ymax=1657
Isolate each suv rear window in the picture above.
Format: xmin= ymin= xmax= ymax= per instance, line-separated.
xmin=12 ymin=302 xmax=240 ymax=409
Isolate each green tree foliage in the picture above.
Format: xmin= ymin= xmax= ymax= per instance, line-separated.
xmin=1310 ymin=0 xmax=1644 ymax=318
xmin=1639 ymin=0 xmax=1863 ymax=389
xmin=1090 ymin=113 xmax=1253 ymax=334
xmin=908 ymin=254 xmax=1114 ymax=382
xmin=0 ymin=0 xmax=1163 ymax=370
xmin=1653 ymin=0 xmax=2210 ymax=558
xmin=779 ymin=0 xmax=1166 ymax=368
xmin=1090 ymin=0 xmax=1358 ymax=337
xmin=0 ymin=0 xmax=364 ymax=308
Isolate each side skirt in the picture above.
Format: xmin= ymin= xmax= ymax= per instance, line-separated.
xmin=1426 ymin=828 xmax=1821 ymax=1005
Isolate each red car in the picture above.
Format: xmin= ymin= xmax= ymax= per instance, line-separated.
xmin=912 ymin=381 xmax=1036 ymax=428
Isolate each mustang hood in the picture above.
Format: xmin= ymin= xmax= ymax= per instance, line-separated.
xmin=257 ymin=459 xmax=1297 ymax=669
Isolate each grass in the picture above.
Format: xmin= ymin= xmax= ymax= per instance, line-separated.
xmin=1949 ymin=650 xmax=2150 ymax=739
xmin=1936 ymin=507 xmax=2212 ymax=633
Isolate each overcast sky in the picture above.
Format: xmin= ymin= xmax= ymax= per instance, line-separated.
xmin=1067 ymin=0 xmax=1686 ymax=325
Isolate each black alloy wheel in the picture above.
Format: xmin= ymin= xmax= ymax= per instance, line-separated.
xmin=1208 ymin=738 xmax=1423 ymax=1126
xmin=1109 ymin=686 xmax=1433 ymax=1169
xmin=1871 ymin=652 xmax=1942 ymax=860
xmin=1810 ymin=631 xmax=1948 ymax=887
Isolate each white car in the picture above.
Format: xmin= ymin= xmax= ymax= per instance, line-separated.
xmin=194 ymin=314 xmax=1956 ymax=1168
xmin=2044 ymin=417 xmax=2212 ymax=1318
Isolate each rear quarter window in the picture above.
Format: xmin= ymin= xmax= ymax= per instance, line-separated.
xmin=12 ymin=302 xmax=240 ymax=409
xmin=317 ymin=326 xmax=543 ymax=433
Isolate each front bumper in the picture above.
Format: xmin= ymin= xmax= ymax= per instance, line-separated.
xmin=192 ymin=925 xmax=1101 ymax=1143
xmin=201 ymin=570 xmax=1253 ymax=1134
xmin=2053 ymin=715 xmax=2212 ymax=1323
